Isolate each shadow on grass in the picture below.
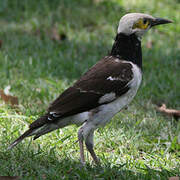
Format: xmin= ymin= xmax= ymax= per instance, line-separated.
xmin=0 ymin=146 xmax=178 ymax=180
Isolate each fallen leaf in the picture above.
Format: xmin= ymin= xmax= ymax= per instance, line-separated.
xmin=156 ymin=104 xmax=180 ymax=120
xmin=0 ymin=176 xmax=20 ymax=180
xmin=50 ymin=26 xmax=67 ymax=42
xmin=51 ymin=26 xmax=60 ymax=41
xmin=0 ymin=89 xmax=18 ymax=106
xmin=33 ymin=26 xmax=67 ymax=42
xmin=169 ymin=177 xmax=180 ymax=180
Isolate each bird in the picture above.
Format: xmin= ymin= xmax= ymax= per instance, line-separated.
xmin=8 ymin=13 xmax=172 ymax=164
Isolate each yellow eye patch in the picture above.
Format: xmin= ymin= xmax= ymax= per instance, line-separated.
xmin=132 ymin=19 xmax=149 ymax=29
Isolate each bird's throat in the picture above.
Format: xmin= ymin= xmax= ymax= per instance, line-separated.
xmin=110 ymin=33 xmax=142 ymax=69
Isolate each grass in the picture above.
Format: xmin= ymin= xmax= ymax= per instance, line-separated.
xmin=0 ymin=0 xmax=179 ymax=179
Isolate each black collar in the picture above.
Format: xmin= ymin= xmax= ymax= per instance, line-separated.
xmin=110 ymin=33 xmax=142 ymax=70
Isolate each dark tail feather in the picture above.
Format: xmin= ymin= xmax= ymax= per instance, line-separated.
xmin=8 ymin=114 xmax=59 ymax=150
xmin=8 ymin=128 xmax=35 ymax=150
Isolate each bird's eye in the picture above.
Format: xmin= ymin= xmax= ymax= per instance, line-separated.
xmin=143 ymin=19 xmax=147 ymax=24
xmin=132 ymin=19 xmax=149 ymax=29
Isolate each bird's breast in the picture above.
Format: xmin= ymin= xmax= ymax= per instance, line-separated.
xmin=89 ymin=62 xmax=142 ymax=127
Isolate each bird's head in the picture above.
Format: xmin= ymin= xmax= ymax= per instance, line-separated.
xmin=118 ymin=13 xmax=172 ymax=39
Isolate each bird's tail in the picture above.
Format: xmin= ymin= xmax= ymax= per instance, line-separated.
xmin=7 ymin=128 xmax=36 ymax=150
xmin=7 ymin=124 xmax=56 ymax=150
xmin=8 ymin=115 xmax=59 ymax=150
xmin=8 ymin=113 xmax=63 ymax=150
xmin=8 ymin=113 xmax=50 ymax=150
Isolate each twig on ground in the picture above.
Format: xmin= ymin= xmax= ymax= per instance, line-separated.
xmin=156 ymin=104 xmax=180 ymax=120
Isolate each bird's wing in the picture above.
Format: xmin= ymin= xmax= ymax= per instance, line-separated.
xmin=30 ymin=56 xmax=133 ymax=128
xmin=49 ymin=56 xmax=133 ymax=117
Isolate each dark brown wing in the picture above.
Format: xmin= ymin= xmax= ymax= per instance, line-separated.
xmin=30 ymin=56 xmax=133 ymax=128
xmin=48 ymin=56 xmax=133 ymax=116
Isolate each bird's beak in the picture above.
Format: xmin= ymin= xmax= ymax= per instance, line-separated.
xmin=151 ymin=17 xmax=173 ymax=27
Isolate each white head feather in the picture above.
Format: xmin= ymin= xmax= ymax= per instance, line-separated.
xmin=118 ymin=13 xmax=155 ymax=38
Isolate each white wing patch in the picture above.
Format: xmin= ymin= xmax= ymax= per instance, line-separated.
xmin=106 ymin=76 xmax=114 ymax=81
xmin=107 ymin=76 xmax=125 ymax=81
xmin=98 ymin=92 xmax=116 ymax=104
xmin=48 ymin=111 xmax=60 ymax=121
xmin=114 ymin=58 xmax=120 ymax=63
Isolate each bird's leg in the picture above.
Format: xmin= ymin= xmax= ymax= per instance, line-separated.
xmin=85 ymin=131 xmax=100 ymax=165
xmin=78 ymin=127 xmax=85 ymax=165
